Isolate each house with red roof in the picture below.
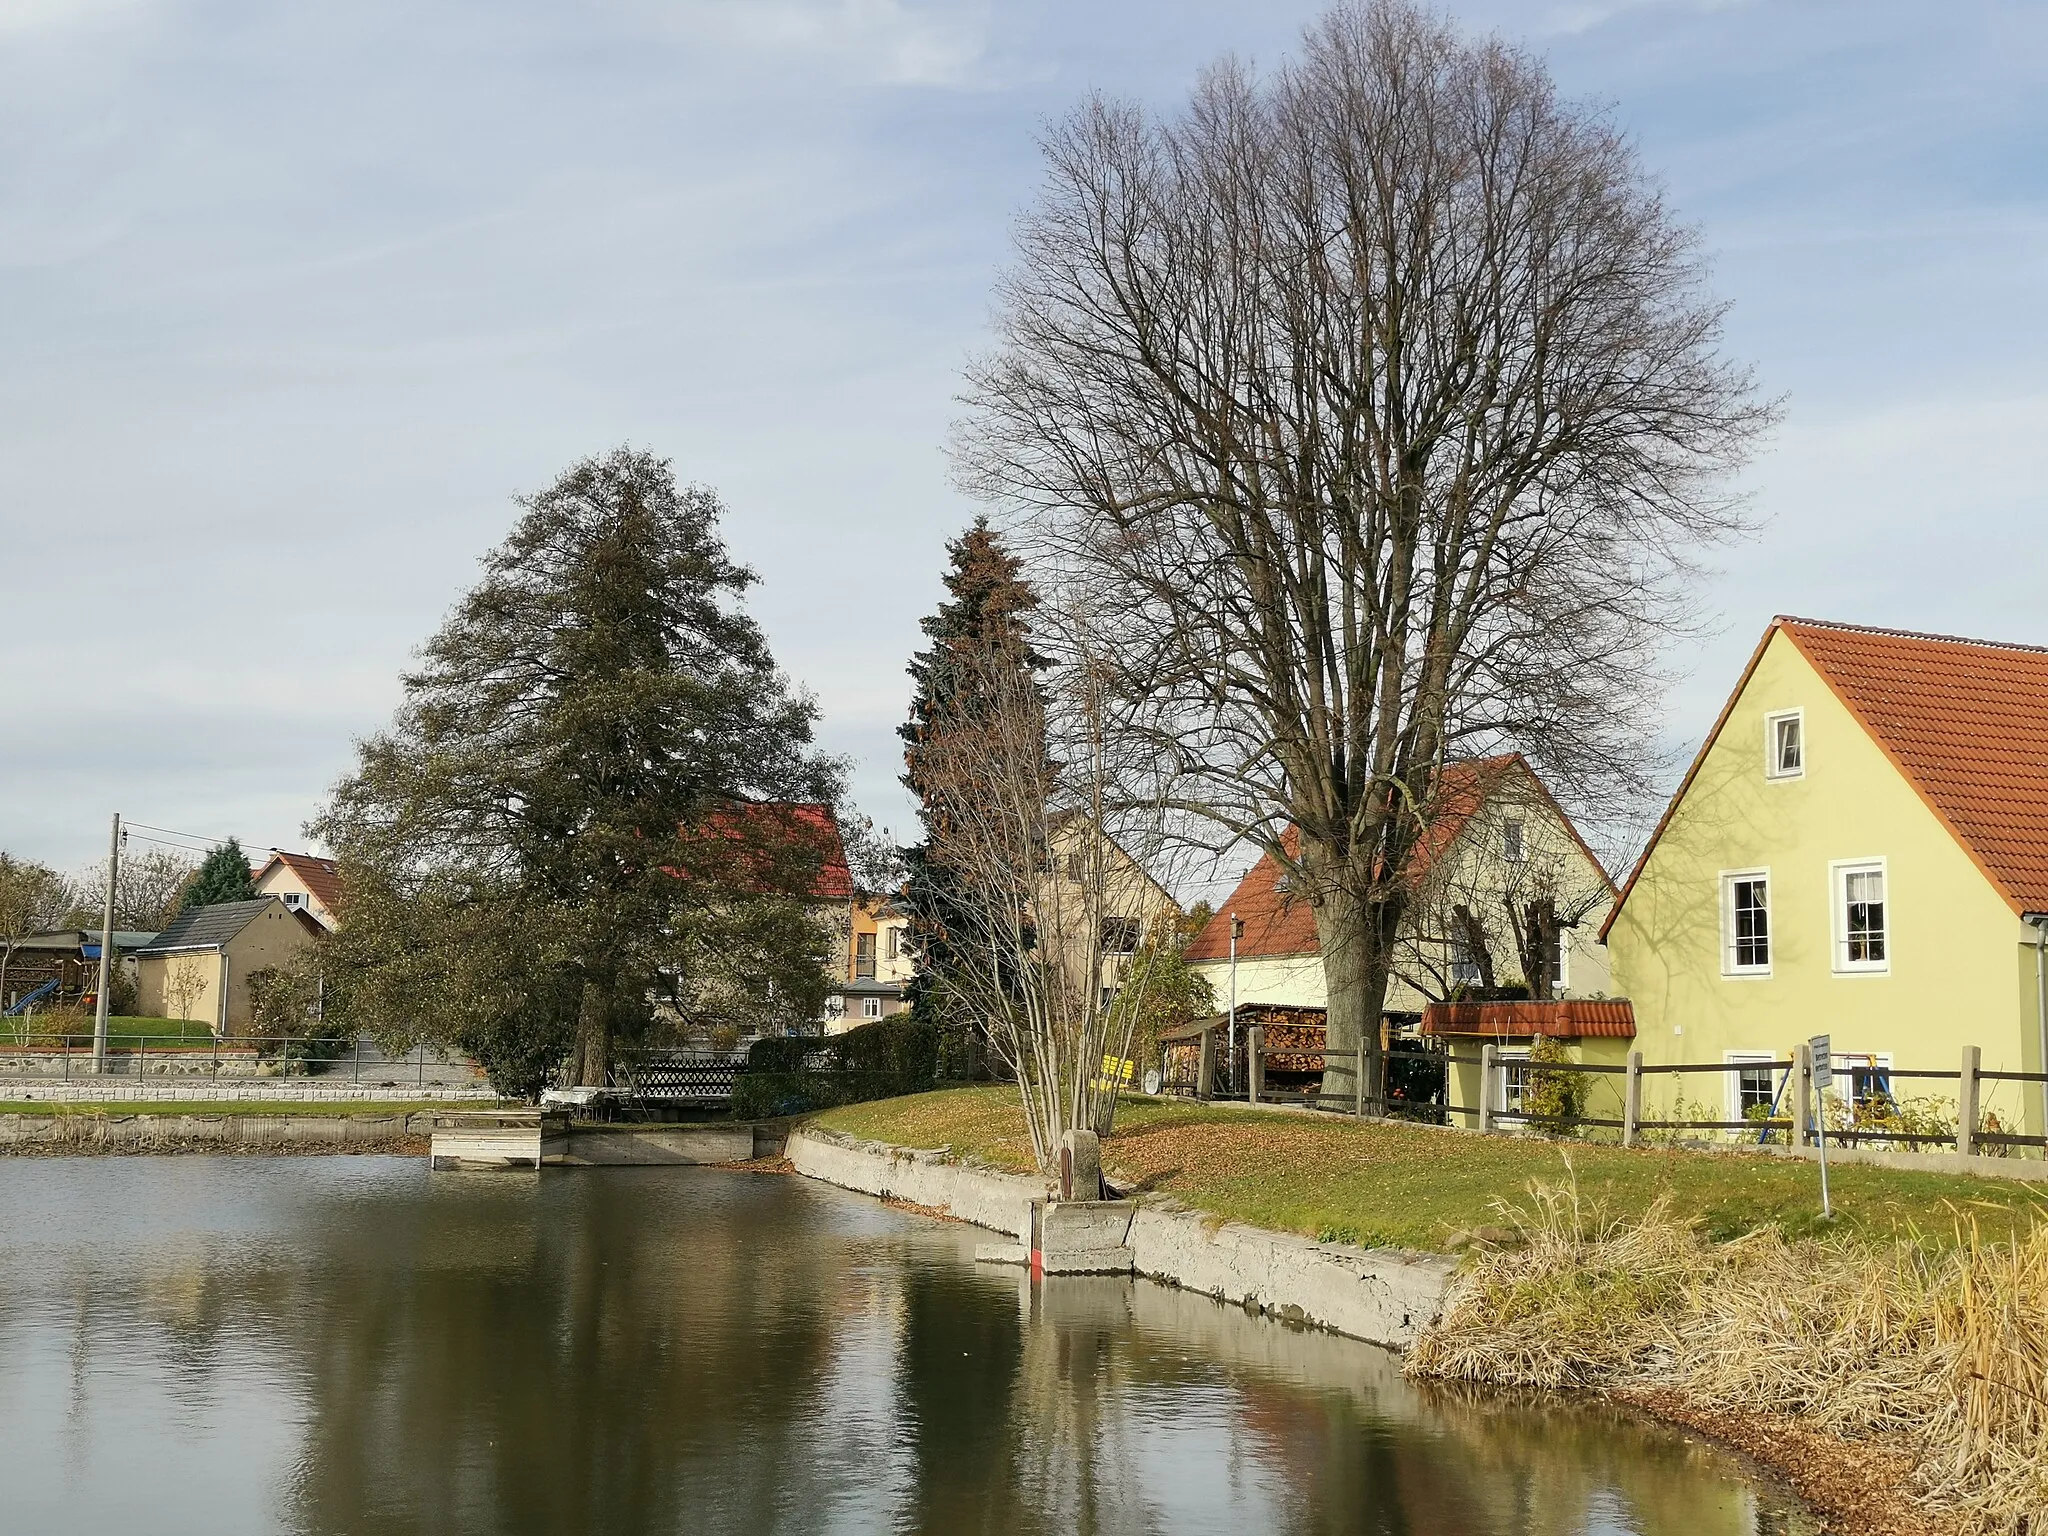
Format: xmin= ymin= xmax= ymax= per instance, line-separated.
xmin=1186 ymin=756 xmax=1616 ymax=1047
xmin=252 ymin=852 xmax=343 ymax=930
xmin=1603 ymin=617 xmax=2048 ymax=1140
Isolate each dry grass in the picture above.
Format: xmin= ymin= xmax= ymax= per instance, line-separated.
xmin=1408 ymin=1166 xmax=2048 ymax=1534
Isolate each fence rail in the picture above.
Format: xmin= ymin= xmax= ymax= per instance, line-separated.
xmin=1164 ymin=1029 xmax=2048 ymax=1161
xmin=0 ymin=1033 xmax=482 ymax=1086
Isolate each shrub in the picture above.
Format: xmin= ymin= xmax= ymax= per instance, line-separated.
xmin=1522 ymin=1033 xmax=1585 ymax=1134
xmin=734 ymin=1016 xmax=938 ymax=1118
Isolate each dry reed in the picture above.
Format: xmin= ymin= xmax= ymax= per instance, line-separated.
xmin=1407 ymin=1164 xmax=2048 ymax=1533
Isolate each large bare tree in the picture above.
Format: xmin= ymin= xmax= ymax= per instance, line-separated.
xmin=957 ymin=0 xmax=1771 ymax=1103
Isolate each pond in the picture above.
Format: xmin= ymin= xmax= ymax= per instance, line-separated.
xmin=0 ymin=1158 xmax=1814 ymax=1535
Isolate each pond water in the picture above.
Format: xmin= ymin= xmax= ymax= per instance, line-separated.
xmin=0 ymin=1158 xmax=1814 ymax=1535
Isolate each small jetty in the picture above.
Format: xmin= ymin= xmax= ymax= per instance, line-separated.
xmin=429 ymin=1109 xmax=569 ymax=1170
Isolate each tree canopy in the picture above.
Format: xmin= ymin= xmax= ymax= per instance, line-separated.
xmin=314 ymin=448 xmax=845 ymax=1094
xmin=182 ymin=838 xmax=258 ymax=910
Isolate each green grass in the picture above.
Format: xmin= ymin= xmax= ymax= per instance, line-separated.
xmin=0 ymin=1101 xmax=486 ymax=1118
xmin=2 ymin=1016 xmax=220 ymax=1048
xmin=814 ymin=1086 xmax=2048 ymax=1253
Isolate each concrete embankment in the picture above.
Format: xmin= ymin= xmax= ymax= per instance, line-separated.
xmin=787 ymin=1125 xmax=1453 ymax=1349
xmin=0 ymin=1110 xmax=434 ymax=1154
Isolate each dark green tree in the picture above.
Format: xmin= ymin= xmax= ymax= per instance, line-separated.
xmin=182 ymin=838 xmax=258 ymax=910
xmin=898 ymin=519 xmax=1047 ymax=1075
xmin=314 ymin=448 xmax=842 ymax=1093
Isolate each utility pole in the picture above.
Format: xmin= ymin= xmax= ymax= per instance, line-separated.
xmin=92 ymin=812 xmax=121 ymax=1075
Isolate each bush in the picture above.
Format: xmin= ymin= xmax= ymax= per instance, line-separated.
xmin=1522 ymin=1033 xmax=1586 ymax=1134
xmin=734 ymin=1016 xmax=938 ymax=1118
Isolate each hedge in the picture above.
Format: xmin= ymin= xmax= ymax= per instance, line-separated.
xmin=733 ymin=1016 xmax=938 ymax=1119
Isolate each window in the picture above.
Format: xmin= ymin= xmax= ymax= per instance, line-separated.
xmin=281 ymin=892 xmax=306 ymax=910
xmin=1832 ymin=860 xmax=1888 ymax=972
xmin=861 ymin=996 xmax=884 ymax=1021
xmin=886 ymin=926 xmax=905 ymax=961
xmin=1450 ymin=940 xmax=1482 ymax=986
xmin=1099 ymin=917 xmax=1141 ymax=954
xmin=823 ymin=997 xmax=845 ymax=1021
xmin=1765 ymin=709 xmax=1804 ymax=780
xmin=1720 ymin=871 xmax=1771 ymax=975
xmin=1497 ymin=1049 xmax=1532 ymax=1117
xmin=1546 ymin=929 xmax=1567 ymax=991
xmin=1833 ymin=1052 xmax=1894 ymax=1112
xmin=1502 ymin=819 xmax=1525 ymax=863
xmin=1726 ymin=1052 xmax=1778 ymax=1123
xmin=854 ymin=931 xmax=876 ymax=980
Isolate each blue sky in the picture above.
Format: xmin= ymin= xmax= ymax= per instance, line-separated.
xmin=4 ymin=0 xmax=2046 ymax=881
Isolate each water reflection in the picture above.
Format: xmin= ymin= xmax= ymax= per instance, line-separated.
xmin=0 ymin=1159 xmax=1811 ymax=1535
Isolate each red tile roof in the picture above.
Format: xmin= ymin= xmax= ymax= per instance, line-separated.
xmin=1420 ymin=999 xmax=1636 ymax=1039
xmin=256 ymin=852 xmax=342 ymax=914
xmin=684 ymin=802 xmax=853 ymax=902
xmin=1184 ymin=756 xmax=1598 ymax=963
xmin=1603 ymin=617 xmax=2048 ymax=937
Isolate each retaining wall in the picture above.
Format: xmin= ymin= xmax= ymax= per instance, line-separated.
xmin=0 ymin=1082 xmax=499 ymax=1105
xmin=787 ymin=1126 xmax=1453 ymax=1349
xmin=0 ymin=1111 xmax=434 ymax=1152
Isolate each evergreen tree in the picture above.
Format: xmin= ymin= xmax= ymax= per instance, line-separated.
xmin=899 ymin=519 xmax=1047 ymax=1074
xmin=315 ymin=448 xmax=841 ymax=1093
xmin=182 ymin=838 xmax=258 ymax=910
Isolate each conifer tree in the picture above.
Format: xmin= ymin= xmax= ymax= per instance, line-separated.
xmin=899 ymin=519 xmax=1046 ymax=1072
xmin=315 ymin=448 xmax=842 ymax=1094
xmin=181 ymin=838 xmax=258 ymax=910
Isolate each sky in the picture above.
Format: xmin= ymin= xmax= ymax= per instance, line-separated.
xmin=4 ymin=0 xmax=2046 ymax=885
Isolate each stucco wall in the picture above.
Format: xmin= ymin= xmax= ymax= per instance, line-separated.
xmin=1607 ymin=629 xmax=2041 ymax=1133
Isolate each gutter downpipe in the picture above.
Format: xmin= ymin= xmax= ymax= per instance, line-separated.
xmin=2028 ymin=914 xmax=2048 ymax=1152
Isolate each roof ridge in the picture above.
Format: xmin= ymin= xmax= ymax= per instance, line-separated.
xmin=1778 ymin=615 xmax=2048 ymax=656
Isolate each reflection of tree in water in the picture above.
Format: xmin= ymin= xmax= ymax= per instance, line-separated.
xmin=281 ymin=1171 xmax=848 ymax=1535
xmin=893 ymin=1265 xmax=1029 ymax=1535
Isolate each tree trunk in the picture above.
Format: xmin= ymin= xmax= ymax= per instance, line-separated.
xmin=1314 ymin=885 xmax=1394 ymax=1110
xmin=574 ymin=978 xmax=613 ymax=1088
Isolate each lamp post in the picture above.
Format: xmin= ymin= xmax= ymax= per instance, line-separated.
xmin=1227 ymin=913 xmax=1243 ymax=1092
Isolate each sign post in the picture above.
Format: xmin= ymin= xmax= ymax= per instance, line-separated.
xmin=1809 ymin=1033 xmax=1834 ymax=1220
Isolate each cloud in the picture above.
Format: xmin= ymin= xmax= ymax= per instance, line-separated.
xmin=597 ymin=0 xmax=994 ymax=87
xmin=0 ymin=0 xmax=147 ymax=36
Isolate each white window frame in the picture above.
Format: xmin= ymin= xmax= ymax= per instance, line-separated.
xmin=1719 ymin=868 xmax=1772 ymax=978
xmin=1550 ymin=929 xmax=1569 ymax=992
xmin=1724 ymin=1051 xmax=1779 ymax=1125
xmin=861 ymin=996 xmax=884 ymax=1021
xmin=1764 ymin=708 xmax=1805 ymax=781
xmin=1495 ymin=1047 xmax=1532 ymax=1116
xmin=1830 ymin=857 xmax=1890 ymax=975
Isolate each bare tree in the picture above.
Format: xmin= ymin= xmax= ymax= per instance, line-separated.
xmin=957 ymin=0 xmax=1771 ymax=1102
xmin=919 ymin=634 xmax=1185 ymax=1174
xmin=1392 ymin=764 xmax=1612 ymax=1004
xmin=0 ymin=854 xmax=73 ymax=1017
xmin=69 ymin=846 xmax=196 ymax=932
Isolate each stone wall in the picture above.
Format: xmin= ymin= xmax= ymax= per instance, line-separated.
xmin=786 ymin=1126 xmax=1453 ymax=1349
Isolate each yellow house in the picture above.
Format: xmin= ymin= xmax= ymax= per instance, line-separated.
xmin=251 ymin=851 xmax=342 ymax=930
xmin=136 ymin=898 xmax=324 ymax=1036
xmin=1602 ymin=617 xmax=2048 ymax=1139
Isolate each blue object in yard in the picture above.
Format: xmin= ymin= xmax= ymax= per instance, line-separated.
xmin=4 ymin=979 xmax=60 ymax=1017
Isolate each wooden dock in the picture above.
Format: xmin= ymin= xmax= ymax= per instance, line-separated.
xmin=429 ymin=1109 xmax=568 ymax=1170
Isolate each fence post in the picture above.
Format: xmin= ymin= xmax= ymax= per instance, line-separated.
xmin=1958 ymin=1044 xmax=1981 ymax=1158
xmin=1196 ymin=1026 xmax=1215 ymax=1100
xmin=1356 ymin=1039 xmax=1367 ymax=1120
xmin=1247 ymin=1025 xmax=1264 ymax=1105
xmin=1623 ymin=1050 xmax=1643 ymax=1148
xmin=1793 ymin=1041 xmax=1815 ymax=1148
xmin=1478 ymin=1043 xmax=1496 ymax=1135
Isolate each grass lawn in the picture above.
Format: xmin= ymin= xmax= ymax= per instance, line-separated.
xmin=0 ymin=1101 xmax=480 ymax=1117
xmin=813 ymin=1086 xmax=2048 ymax=1253
xmin=2 ymin=1016 xmax=218 ymax=1048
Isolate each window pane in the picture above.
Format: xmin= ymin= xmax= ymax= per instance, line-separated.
xmin=1728 ymin=877 xmax=1769 ymax=968
xmin=1774 ymin=716 xmax=1802 ymax=774
xmin=1844 ymin=868 xmax=1886 ymax=963
xmin=1737 ymin=1065 xmax=1775 ymax=1114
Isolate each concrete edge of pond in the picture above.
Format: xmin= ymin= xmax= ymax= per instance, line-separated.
xmin=0 ymin=1111 xmax=436 ymax=1151
xmin=786 ymin=1125 xmax=1455 ymax=1351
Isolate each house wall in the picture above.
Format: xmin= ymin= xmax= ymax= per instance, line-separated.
xmin=219 ymin=905 xmax=321 ymax=1033
xmin=252 ymin=865 xmax=336 ymax=928
xmin=138 ymin=951 xmax=224 ymax=1027
xmin=1191 ymin=951 xmax=1328 ymax=1011
xmin=1606 ymin=629 xmax=2041 ymax=1134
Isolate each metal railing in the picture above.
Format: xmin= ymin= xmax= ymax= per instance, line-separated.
xmin=0 ymin=1033 xmax=482 ymax=1087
